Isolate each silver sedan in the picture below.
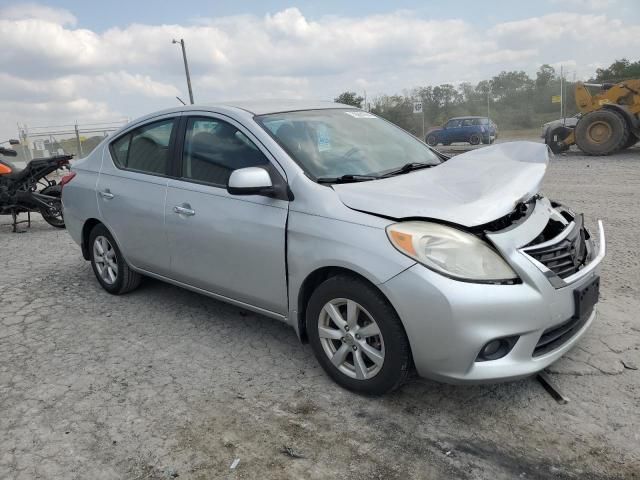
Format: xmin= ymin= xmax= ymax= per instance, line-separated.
xmin=61 ymin=101 xmax=605 ymax=395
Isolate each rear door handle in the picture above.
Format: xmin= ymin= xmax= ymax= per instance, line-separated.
xmin=173 ymin=205 xmax=195 ymax=216
xmin=100 ymin=190 xmax=114 ymax=200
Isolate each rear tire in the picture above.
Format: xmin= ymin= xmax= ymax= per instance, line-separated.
xmin=621 ymin=133 xmax=638 ymax=150
xmin=40 ymin=185 xmax=65 ymax=228
xmin=89 ymin=224 xmax=142 ymax=295
xmin=574 ymin=109 xmax=629 ymax=155
xmin=306 ymin=275 xmax=411 ymax=395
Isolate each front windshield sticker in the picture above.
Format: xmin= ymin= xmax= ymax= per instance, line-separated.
xmin=344 ymin=111 xmax=376 ymax=119
xmin=317 ymin=124 xmax=331 ymax=152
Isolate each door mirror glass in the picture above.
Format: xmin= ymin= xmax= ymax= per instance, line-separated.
xmin=227 ymin=167 xmax=273 ymax=195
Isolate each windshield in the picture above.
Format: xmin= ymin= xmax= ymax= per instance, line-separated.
xmin=256 ymin=109 xmax=441 ymax=180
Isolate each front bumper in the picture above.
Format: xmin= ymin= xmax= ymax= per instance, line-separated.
xmin=379 ymin=198 xmax=605 ymax=383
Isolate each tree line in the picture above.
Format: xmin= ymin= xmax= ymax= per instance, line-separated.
xmin=335 ymin=58 xmax=640 ymax=136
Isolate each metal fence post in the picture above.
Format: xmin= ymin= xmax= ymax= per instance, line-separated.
xmin=75 ymin=123 xmax=83 ymax=157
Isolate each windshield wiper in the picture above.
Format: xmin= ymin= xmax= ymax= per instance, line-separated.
xmin=317 ymin=174 xmax=380 ymax=184
xmin=380 ymin=162 xmax=436 ymax=178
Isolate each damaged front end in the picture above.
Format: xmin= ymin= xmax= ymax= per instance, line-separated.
xmin=518 ymin=203 xmax=605 ymax=289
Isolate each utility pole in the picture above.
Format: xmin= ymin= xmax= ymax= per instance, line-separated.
xmin=560 ymin=65 xmax=564 ymax=122
xmin=173 ymin=38 xmax=194 ymax=104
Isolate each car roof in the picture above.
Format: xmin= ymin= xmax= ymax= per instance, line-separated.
xmin=142 ymin=100 xmax=355 ymax=118
xmin=117 ymin=100 xmax=359 ymax=135
xmin=213 ymin=100 xmax=355 ymax=115
xmin=448 ymin=116 xmax=489 ymax=120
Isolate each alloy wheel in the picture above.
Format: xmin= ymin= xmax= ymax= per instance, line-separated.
xmin=317 ymin=298 xmax=385 ymax=380
xmin=93 ymin=235 xmax=118 ymax=285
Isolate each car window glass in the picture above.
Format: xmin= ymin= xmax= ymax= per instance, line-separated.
xmin=257 ymin=109 xmax=440 ymax=179
xmin=182 ymin=117 xmax=269 ymax=186
xmin=461 ymin=119 xmax=474 ymax=127
xmin=110 ymin=119 xmax=174 ymax=175
xmin=446 ymin=120 xmax=461 ymax=128
xmin=111 ymin=134 xmax=131 ymax=167
xmin=472 ymin=118 xmax=489 ymax=125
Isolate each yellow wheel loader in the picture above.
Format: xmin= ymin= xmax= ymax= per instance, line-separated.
xmin=545 ymin=79 xmax=640 ymax=155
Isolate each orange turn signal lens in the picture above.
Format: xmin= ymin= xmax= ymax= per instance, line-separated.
xmin=388 ymin=230 xmax=416 ymax=256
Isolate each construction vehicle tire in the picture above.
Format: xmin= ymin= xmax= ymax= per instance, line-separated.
xmin=545 ymin=125 xmax=572 ymax=154
xmin=574 ymin=109 xmax=629 ymax=155
xmin=620 ymin=133 xmax=638 ymax=150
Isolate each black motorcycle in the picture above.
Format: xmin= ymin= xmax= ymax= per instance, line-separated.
xmin=0 ymin=142 xmax=72 ymax=232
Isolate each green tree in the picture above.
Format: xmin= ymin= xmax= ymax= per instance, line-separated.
xmin=593 ymin=58 xmax=640 ymax=81
xmin=536 ymin=64 xmax=556 ymax=88
xmin=334 ymin=91 xmax=364 ymax=108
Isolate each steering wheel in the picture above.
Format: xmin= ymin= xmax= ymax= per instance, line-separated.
xmin=342 ymin=147 xmax=361 ymax=160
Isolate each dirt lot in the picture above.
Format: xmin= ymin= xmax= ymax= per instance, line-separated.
xmin=1 ymin=145 xmax=639 ymax=479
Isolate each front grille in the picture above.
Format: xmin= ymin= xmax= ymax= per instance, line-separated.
xmin=524 ymin=214 xmax=589 ymax=279
xmin=533 ymin=314 xmax=590 ymax=357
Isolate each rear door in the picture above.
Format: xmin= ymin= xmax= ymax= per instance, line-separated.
xmin=96 ymin=114 xmax=179 ymax=275
xmin=460 ymin=118 xmax=475 ymax=142
xmin=164 ymin=114 xmax=289 ymax=315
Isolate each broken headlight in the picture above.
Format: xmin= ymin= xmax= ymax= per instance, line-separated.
xmin=386 ymin=221 xmax=518 ymax=282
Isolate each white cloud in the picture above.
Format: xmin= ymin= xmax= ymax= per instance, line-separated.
xmin=550 ymin=0 xmax=617 ymax=11
xmin=0 ymin=4 xmax=638 ymax=140
xmin=0 ymin=3 xmax=77 ymax=26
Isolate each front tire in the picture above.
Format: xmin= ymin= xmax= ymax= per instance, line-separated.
xmin=574 ymin=109 xmax=629 ymax=155
xmin=306 ymin=275 xmax=411 ymax=395
xmin=426 ymin=134 xmax=438 ymax=146
xmin=469 ymin=133 xmax=481 ymax=145
xmin=89 ymin=224 xmax=141 ymax=295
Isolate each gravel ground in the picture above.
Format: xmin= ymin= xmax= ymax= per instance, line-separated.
xmin=1 ymin=145 xmax=639 ymax=480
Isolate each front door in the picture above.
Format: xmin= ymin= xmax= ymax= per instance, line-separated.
xmin=164 ymin=115 xmax=289 ymax=315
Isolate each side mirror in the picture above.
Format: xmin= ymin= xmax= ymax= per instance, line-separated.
xmin=0 ymin=147 xmax=17 ymax=157
xmin=227 ymin=167 xmax=274 ymax=196
xmin=9 ymin=139 xmax=20 ymax=145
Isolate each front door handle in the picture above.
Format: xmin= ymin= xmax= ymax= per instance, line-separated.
xmin=173 ymin=204 xmax=195 ymax=216
xmin=100 ymin=190 xmax=114 ymax=200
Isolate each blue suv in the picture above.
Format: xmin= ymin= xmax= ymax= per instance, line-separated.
xmin=426 ymin=116 xmax=497 ymax=146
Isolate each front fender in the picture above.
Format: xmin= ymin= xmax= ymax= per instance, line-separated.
xmin=286 ymin=210 xmax=414 ymax=330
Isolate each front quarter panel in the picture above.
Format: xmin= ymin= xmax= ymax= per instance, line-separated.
xmin=287 ymin=207 xmax=415 ymax=331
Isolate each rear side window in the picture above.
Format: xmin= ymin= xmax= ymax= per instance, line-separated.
xmin=181 ymin=117 xmax=270 ymax=186
xmin=109 ymin=119 xmax=175 ymax=176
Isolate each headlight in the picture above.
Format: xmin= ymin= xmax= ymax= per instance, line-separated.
xmin=386 ymin=221 xmax=518 ymax=282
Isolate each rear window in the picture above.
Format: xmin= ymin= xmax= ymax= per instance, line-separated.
xmin=109 ymin=119 xmax=175 ymax=176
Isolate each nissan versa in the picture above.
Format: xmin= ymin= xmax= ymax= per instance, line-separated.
xmin=61 ymin=101 xmax=605 ymax=395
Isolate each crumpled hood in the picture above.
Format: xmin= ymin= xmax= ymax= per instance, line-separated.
xmin=332 ymin=141 xmax=549 ymax=227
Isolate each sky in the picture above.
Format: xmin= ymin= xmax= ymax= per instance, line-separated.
xmin=0 ymin=0 xmax=639 ymax=141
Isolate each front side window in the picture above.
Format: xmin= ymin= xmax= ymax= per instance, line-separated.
xmin=472 ymin=118 xmax=490 ymax=126
xmin=256 ymin=109 xmax=441 ymax=180
xmin=445 ymin=119 xmax=461 ymax=129
xmin=110 ymin=119 xmax=175 ymax=176
xmin=182 ymin=117 xmax=270 ymax=186
xmin=461 ymin=119 xmax=474 ymax=127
